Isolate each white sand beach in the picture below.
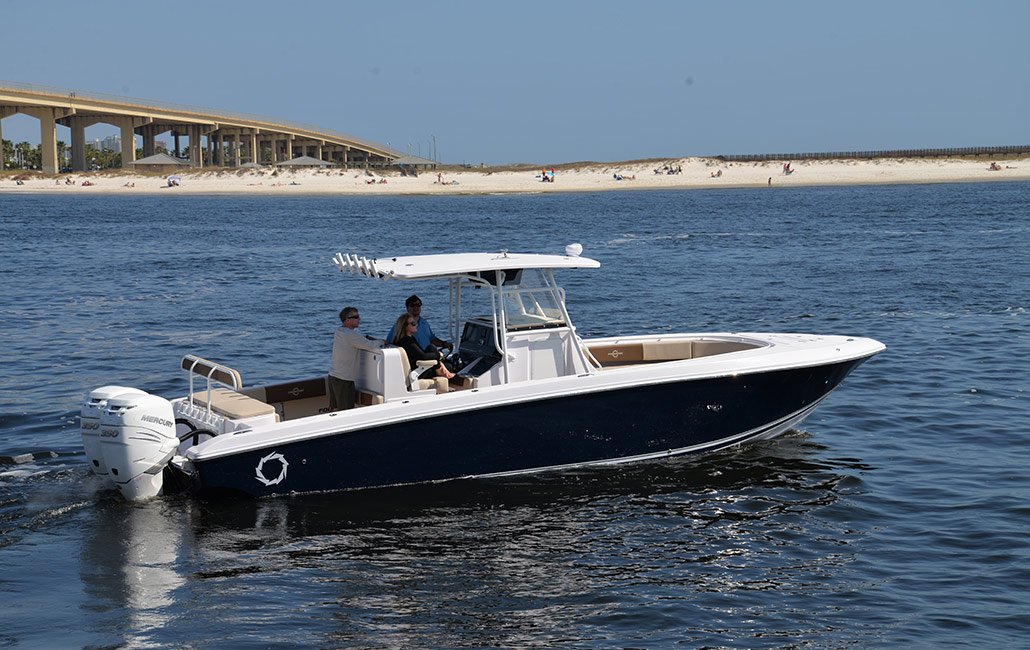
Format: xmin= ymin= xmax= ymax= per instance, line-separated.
xmin=2 ymin=156 xmax=1028 ymax=195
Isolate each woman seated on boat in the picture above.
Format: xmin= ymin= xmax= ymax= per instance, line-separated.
xmin=391 ymin=313 xmax=456 ymax=379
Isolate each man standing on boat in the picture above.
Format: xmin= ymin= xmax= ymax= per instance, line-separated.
xmin=386 ymin=295 xmax=453 ymax=354
xmin=329 ymin=306 xmax=384 ymax=410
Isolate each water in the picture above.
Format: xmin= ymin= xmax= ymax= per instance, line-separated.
xmin=1 ymin=184 xmax=1027 ymax=648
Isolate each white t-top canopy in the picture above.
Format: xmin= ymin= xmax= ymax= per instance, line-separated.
xmin=333 ymin=250 xmax=600 ymax=280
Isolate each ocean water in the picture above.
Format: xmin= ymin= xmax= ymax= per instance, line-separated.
xmin=0 ymin=183 xmax=1027 ymax=649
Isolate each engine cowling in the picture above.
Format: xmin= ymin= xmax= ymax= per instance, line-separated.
xmin=99 ymin=392 xmax=178 ymax=501
xmin=81 ymin=386 xmax=146 ymax=490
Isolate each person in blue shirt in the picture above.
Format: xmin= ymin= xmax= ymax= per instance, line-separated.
xmin=386 ymin=294 xmax=453 ymax=354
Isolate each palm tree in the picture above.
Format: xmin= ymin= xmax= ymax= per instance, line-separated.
xmin=85 ymin=144 xmax=99 ymax=170
xmin=1 ymin=139 xmax=12 ymax=169
xmin=15 ymin=141 xmax=32 ymax=169
xmin=57 ymin=140 xmax=70 ymax=171
xmin=27 ymin=144 xmax=42 ymax=170
xmin=99 ymin=148 xmax=118 ymax=169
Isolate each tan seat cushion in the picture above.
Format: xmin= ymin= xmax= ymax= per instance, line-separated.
xmin=589 ymin=343 xmax=645 ymax=366
xmin=396 ymin=346 xmax=448 ymax=394
xmin=189 ymin=386 xmax=276 ymax=419
xmin=414 ymin=376 xmax=449 ymax=394
xmin=642 ymin=341 xmax=693 ymax=361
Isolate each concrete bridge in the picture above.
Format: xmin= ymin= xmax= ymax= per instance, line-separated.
xmin=0 ymin=80 xmax=404 ymax=173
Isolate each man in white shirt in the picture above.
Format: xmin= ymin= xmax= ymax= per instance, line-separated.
xmin=329 ymin=307 xmax=383 ymax=410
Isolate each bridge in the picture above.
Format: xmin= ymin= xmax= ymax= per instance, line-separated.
xmin=0 ymin=80 xmax=406 ymax=173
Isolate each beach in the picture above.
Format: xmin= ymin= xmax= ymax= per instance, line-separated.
xmin=2 ymin=156 xmax=1028 ymax=195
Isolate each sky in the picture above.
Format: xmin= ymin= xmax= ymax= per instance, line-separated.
xmin=2 ymin=0 xmax=1028 ymax=165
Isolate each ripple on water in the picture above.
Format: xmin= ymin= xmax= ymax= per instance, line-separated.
xmin=0 ymin=186 xmax=1028 ymax=647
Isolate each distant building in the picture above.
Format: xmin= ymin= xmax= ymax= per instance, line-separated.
xmin=392 ymin=154 xmax=438 ymax=170
xmin=102 ymin=135 xmax=121 ymax=153
xmin=88 ymin=136 xmax=122 ymax=152
xmin=276 ymin=155 xmax=331 ymax=168
xmin=128 ymin=152 xmax=189 ymax=173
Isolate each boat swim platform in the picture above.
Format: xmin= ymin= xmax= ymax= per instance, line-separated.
xmin=0 ymin=79 xmax=411 ymax=174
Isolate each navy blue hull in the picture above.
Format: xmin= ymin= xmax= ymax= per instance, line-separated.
xmin=191 ymin=359 xmax=865 ymax=497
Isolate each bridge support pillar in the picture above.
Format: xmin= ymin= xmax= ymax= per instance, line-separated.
xmin=188 ymin=125 xmax=199 ymax=167
xmin=21 ymin=107 xmax=59 ymax=173
xmin=119 ymin=118 xmax=135 ymax=169
xmin=249 ymin=133 xmax=257 ymax=164
xmin=42 ymin=115 xmax=58 ymax=173
xmin=234 ymin=133 xmax=241 ymax=166
xmin=142 ymin=126 xmax=156 ymax=157
xmin=69 ymin=116 xmax=87 ymax=172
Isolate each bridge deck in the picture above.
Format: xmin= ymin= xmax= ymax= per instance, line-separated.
xmin=0 ymin=80 xmax=404 ymax=173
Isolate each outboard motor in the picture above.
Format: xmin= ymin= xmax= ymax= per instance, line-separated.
xmin=100 ymin=392 xmax=178 ymax=501
xmin=81 ymin=386 xmax=145 ymax=490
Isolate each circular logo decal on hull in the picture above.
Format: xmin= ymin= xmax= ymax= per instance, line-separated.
xmin=255 ymin=452 xmax=289 ymax=486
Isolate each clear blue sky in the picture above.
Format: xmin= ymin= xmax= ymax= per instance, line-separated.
xmin=2 ymin=0 xmax=1027 ymax=165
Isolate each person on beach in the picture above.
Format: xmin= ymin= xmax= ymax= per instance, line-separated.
xmin=329 ymin=306 xmax=384 ymax=410
xmin=391 ymin=313 xmax=456 ymax=380
xmin=385 ymin=294 xmax=452 ymax=354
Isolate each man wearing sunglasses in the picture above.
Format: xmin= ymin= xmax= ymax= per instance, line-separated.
xmin=329 ymin=306 xmax=384 ymax=410
xmin=385 ymin=294 xmax=453 ymax=355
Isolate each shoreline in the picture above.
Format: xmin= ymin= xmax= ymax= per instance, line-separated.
xmin=3 ymin=156 xmax=1028 ymax=196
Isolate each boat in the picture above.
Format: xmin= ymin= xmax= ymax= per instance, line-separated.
xmin=81 ymin=247 xmax=885 ymax=501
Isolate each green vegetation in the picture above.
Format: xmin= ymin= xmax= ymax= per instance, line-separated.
xmin=1 ymin=139 xmax=41 ymax=170
xmin=2 ymin=139 xmax=174 ymax=171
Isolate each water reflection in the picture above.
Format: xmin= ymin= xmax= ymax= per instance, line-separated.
xmin=120 ymin=434 xmax=876 ymax=648
xmin=80 ymin=497 xmax=191 ymax=648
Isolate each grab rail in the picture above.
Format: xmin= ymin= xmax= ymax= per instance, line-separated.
xmin=181 ymin=355 xmax=242 ymax=414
